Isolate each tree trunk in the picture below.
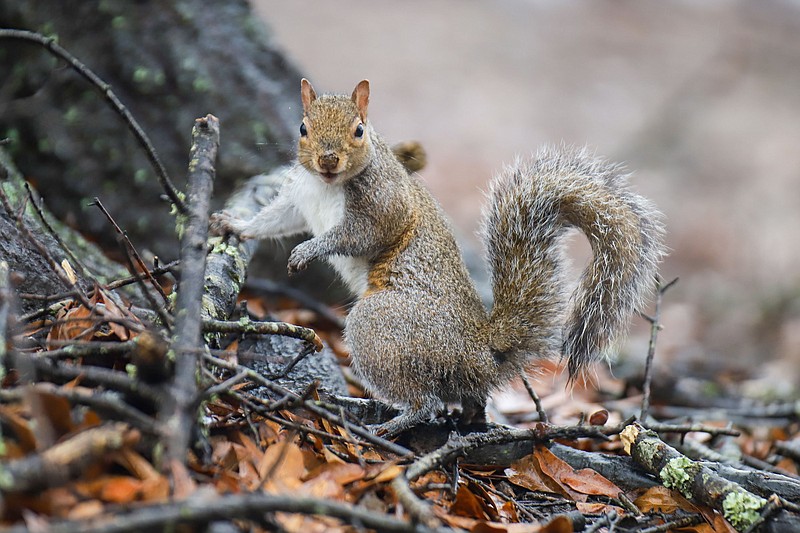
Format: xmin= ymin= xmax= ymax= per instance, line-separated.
xmin=0 ymin=0 xmax=300 ymax=259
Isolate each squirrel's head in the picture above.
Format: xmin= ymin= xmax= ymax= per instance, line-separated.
xmin=297 ymin=79 xmax=372 ymax=185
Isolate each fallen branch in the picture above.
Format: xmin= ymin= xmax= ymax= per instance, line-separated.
xmin=204 ymin=169 xmax=285 ymax=321
xmin=0 ymin=422 xmax=139 ymax=493
xmin=0 ymin=490 xmax=447 ymax=533
xmin=161 ymin=115 xmax=219 ymax=473
xmin=393 ymin=419 xmax=633 ymax=527
xmin=621 ymin=422 xmax=799 ymax=532
xmin=0 ymin=384 xmax=159 ymax=435
xmin=202 ymin=317 xmax=322 ymax=352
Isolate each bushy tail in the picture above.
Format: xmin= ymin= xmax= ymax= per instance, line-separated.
xmin=481 ymin=146 xmax=665 ymax=379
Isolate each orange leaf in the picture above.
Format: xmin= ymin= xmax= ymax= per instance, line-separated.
xmin=114 ymin=448 xmax=161 ymax=481
xmin=299 ymin=474 xmax=346 ymax=501
xmin=507 ymin=446 xmax=583 ymax=501
xmin=466 ymin=479 xmax=500 ymax=521
xmin=80 ymin=409 xmax=102 ymax=429
xmin=450 ymin=485 xmax=490 ymax=520
xmin=433 ymin=506 xmax=479 ymax=530
xmin=500 ymin=500 xmax=519 ymax=522
xmin=0 ymin=404 xmax=38 ymax=453
xmin=506 ymin=452 xmax=565 ymax=496
xmin=540 ymin=514 xmax=574 ymax=533
xmin=234 ymin=431 xmax=263 ymax=464
xmin=634 ymin=486 xmax=697 ymax=514
xmin=560 ymin=468 xmax=621 ymax=498
xmin=575 ymin=502 xmax=615 ymax=514
xmin=259 ymin=441 xmax=305 ymax=491
xmin=305 ymin=461 xmax=365 ymax=486
xmin=100 ymin=476 xmax=143 ymax=503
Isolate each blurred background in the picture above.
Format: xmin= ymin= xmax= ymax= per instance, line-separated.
xmin=252 ymin=0 xmax=800 ymax=395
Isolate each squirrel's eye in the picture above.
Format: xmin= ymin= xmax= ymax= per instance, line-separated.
xmin=300 ymin=122 xmax=307 ymax=137
xmin=355 ymin=123 xmax=364 ymax=138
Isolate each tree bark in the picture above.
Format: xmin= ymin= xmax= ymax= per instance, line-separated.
xmin=0 ymin=0 xmax=301 ymax=258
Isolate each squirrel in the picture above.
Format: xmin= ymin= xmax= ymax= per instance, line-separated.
xmin=211 ymin=79 xmax=665 ymax=436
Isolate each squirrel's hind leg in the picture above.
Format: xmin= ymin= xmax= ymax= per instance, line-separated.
xmin=372 ymin=398 xmax=440 ymax=438
xmin=460 ymin=397 xmax=487 ymax=425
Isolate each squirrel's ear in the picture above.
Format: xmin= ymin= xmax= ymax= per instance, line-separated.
xmin=300 ymin=78 xmax=317 ymax=113
xmin=351 ymin=79 xmax=370 ymax=123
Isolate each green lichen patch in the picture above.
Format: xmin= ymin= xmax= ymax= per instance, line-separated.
xmin=722 ymin=490 xmax=767 ymax=531
xmin=659 ymin=456 xmax=695 ymax=499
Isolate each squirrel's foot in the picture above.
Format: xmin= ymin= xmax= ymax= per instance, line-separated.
xmin=209 ymin=210 xmax=247 ymax=238
xmin=371 ymin=403 xmax=438 ymax=438
xmin=460 ymin=397 xmax=487 ymax=425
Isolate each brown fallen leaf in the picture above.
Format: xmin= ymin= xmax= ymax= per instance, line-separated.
xmin=46 ymin=285 xmax=141 ymax=345
xmin=0 ymin=404 xmax=38 ymax=453
xmin=634 ymin=485 xmax=698 ymax=514
xmin=506 ymin=449 xmax=569 ymax=498
xmin=559 ymin=467 xmax=621 ymax=498
xmin=25 ymin=388 xmax=74 ymax=449
xmin=450 ymin=484 xmax=490 ymax=520
xmin=304 ymin=461 xmax=365 ymax=487
xmin=259 ymin=440 xmax=306 ymax=491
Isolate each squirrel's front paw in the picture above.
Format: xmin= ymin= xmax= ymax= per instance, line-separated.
xmin=209 ymin=210 xmax=241 ymax=236
xmin=287 ymin=241 xmax=317 ymax=274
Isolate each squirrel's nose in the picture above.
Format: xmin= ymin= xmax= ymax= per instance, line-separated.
xmin=319 ymin=152 xmax=339 ymax=172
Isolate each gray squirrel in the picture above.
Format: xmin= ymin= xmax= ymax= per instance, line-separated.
xmin=211 ymin=79 xmax=666 ymax=436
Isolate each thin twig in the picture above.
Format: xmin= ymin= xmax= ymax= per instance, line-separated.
xmin=115 ymin=244 xmax=173 ymax=331
xmin=91 ymin=198 xmax=171 ymax=304
xmin=24 ymin=182 xmax=92 ymax=281
xmin=21 ymin=351 xmax=163 ymax=406
xmin=585 ymin=509 xmax=618 ymax=533
xmin=0 ymin=29 xmax=186 ymax=213
xmin=638 ymin=514 xmax=703 ymax=533
xmin=106 ymin=260 xmax=180 ymax=291
xmin=647 ymin=421 xmax=740 ymax=437
xmin=520 ymin=372 xmax=548 ymax=423
xmin=268 ymin=343 xmax=317 ymax=379
xmin=204 ymin=370 xmax=249 ymax=399
xmin=640 ymin=276 xmax=678 ymax=422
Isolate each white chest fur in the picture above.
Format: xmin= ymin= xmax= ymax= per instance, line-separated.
xmin=286 ymin=167 xmax=369 ymax=296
